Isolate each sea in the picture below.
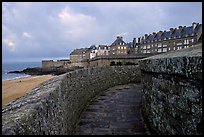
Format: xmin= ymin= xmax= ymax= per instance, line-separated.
xmin=2 ymin=61 xmax=41 ymax=81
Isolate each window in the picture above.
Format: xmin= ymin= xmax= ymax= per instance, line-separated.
xmin=124 ymin=47 xmax=126 ymax=49
xmin=147 ymin=50 xmax=150 ymax=53
xmin=118 ymin=47 xmax=120 ymax=49
xmin=192 ymin=39 xmax=194 ymax=43
xmin=123 ymin=43 xmax=125 ymax=45
xmin=143 ymin=46 xmax=146 ymax=49
xmin=174 ymin=47 xmax=176 ymax=50
xmin=147 ymin=45 xmax=150 ymax=49
xmin=143 ymin=50 xmax=146 ymax=53
xmin=121 ymin=47 xmax=123 ymax=49
xmin=163 ymin=48 xmax=167 ymax=52
xmin=177 ymin=42 xmax=182 ymax=46
xmin=113 ymin=52 xmax=115 ymax=55
xmin=186 ymin=39 xmax=189 ymax=44
xmin=113 ymin=48 xmax=115 ymax=50
xmin=118 ymin=51 xmax=120 ymax=53
xmin=158 ymin=43 xmax=162 ymax=48
xmin=184 ymin=39 xmax=187 ymax=45
xmin=158 ymin=48 xmax=162 ymax=53
xmin=163 ymin=44 xmax=167 ymax=47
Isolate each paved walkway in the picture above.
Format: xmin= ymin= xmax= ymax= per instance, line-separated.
xmin=74 ymin=84 xmax=147 ymax=135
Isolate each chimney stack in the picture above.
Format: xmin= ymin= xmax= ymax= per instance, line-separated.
xmin=144 ymin=34 xmax=148 ymax=39
xmin=192 ymin=22 xmax=197 ymax=30
xmin=178 ymin=25 xmax=183 ymax=33
xmin=152 ymin=32 xmax=156 ymax=38
xmin=132 ymin=38 xmax=136 ymax=48
xmin=138 ymin=37 xmax=141 ymax=43
xmin=117 ymin=36 xmax=123 ymax=40
xmin=170 ymin=28 xmax=174 ymax=35
xmin=157 ymin=31 xmax=163 ymax=38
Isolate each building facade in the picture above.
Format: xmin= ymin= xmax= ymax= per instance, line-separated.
xmin=109 ymin=36 xmax=128 ymax=55
xmin=70 ymin=48 xmax=88 ymax=67
xmin=97 ymin=45 xmax=110 ymax=56
xmin=136 ymin=22 xmax=202 ymax=54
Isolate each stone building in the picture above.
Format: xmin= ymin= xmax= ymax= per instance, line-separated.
xmin=135 ymin=22 xmax=202 ymax=54
xmin=70 ymin=48 xmax=88 ymax=67
xmin=42 ymin=59 xmax=71 ymax=70
xmin=97 ymin=45 xmax=110 ymax=56
xmin=109 ymin=36 xmax=128 ymax=55
xmin=89 ymin=45 xmax=98 ymax=59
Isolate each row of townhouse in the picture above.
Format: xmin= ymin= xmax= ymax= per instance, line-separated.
xmin=130 ymin=22 xmax=202 ymax=54
xmin=70 ymin=22 xmax=202 ymax=64
xmin=70 ymin=36 xmax=129 ymax=63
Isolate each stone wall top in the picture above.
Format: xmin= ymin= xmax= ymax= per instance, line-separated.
xmin=139 ymin=44 xmax=202 ymax=80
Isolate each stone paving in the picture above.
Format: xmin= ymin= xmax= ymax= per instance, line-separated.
xmin=74 ymin=84 xmax=147 ymax=135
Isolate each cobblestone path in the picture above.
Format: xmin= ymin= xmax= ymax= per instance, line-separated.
xmin=74 ymin=84 xmax=147 ymax=135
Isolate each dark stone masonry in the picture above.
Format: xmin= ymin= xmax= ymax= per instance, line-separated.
xmin=139 ymin=44 xmax=202 ymax=135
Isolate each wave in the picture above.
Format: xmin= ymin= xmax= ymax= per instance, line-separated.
xmin=2 ymin=74 xmax=31 ymax=81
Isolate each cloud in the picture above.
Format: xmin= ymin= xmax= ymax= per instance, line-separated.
xmin=2 ymin=38 xmax=15 ymax=51
xmin=58 ymin=6 xmax=99 ymax=41
xmin=22 ymin=32 xmax=32 ymax=38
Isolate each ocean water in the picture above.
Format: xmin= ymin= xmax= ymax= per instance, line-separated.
xmin=2 ymin=61 xmax=41 ymax=81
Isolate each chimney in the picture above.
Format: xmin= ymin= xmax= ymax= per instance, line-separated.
xmin=170 ymin=28 xmax=174 ymax=35
xmin=117 ymin=36 xmax=123 ymax=40
xmin=152 ymin=32 xmax=156 ymax=38
xmin=138 ymin=37 xmax=141 ymax=43
xmin=141 ymin=36 xmax=144 ymax=43
xmin=178 ymin=25 xmax=183 ymax=33
xmin=133 ymin=38 xmax=136 ymax=47
xmin=144 ymin=34 xmax=148 ymax=39
xmin=158 ymin=31 xmax=163 ymax=36
xmin=192 ymin=22 xmax=197 ymax=30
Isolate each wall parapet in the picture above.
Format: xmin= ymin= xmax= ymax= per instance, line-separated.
xmin=139 ymin=44 xmax=202 ymax=135
xmin=2 ymin=66 xmax=141 ymax=135
xmin=139 ymin=44 xmax=202 ymax=80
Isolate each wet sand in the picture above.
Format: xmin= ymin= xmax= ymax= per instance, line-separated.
xmin=2 ymin=75 xmax=54 ymax=106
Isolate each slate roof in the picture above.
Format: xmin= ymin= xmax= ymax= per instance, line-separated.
xmin=127 ymin=42 xmax=132 ymax=48
xmin=142 ymin=23 xmax=202 ymax=43
xmin=98 ymin=45 xmax=109 ymax=50
xmin=89 ymin=45 xmax=97 ymax=50
xmin=111 ymin=37 xmax=127 ymax=45
xmin=70 ymin=48 xmax=88 ymax=55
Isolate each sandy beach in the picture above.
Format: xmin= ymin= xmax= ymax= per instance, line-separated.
xmin=2 ymin=75 xmax=54 ymax=106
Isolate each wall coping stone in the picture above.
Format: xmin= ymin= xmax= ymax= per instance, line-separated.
xmin=139 ymin=44 xmax=202 ymax=80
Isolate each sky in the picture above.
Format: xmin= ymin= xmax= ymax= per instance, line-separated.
xmin=2 ymin=2 xmax=202 ymax=62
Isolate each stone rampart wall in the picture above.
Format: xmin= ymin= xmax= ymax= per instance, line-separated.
xmin=139 ymin=45 xmax=202 ymax=135
xmin=2 ymin=66 xmax=141 ymax=135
